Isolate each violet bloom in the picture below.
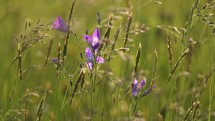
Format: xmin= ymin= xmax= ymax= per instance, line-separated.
xmin=132 ymin=78 xmax=146 ymax=96
xmin=83 ymin=28 xmax=101 ymax=50
xmin=52 ymin=16 xmax=67 ymax=32
xmin=51 ymin=57 xmax=61 ymax=67
xmin=85 ymin=47 xmax=104 ymax=70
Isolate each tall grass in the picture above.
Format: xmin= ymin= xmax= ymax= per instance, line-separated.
xmin=0 ymin=0 xmax=215 ymax=121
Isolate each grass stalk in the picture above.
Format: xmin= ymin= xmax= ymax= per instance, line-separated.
xmin=123 ymin=14 xmax=132 ymax=49
xmin=44 ymin=38 xmax=53 ymax=66
xmin=62 ymin=0 xmax=77 ymax=64
xmin=56 ymin=42 xmax=61 ymax=79
xmin=133 ymin=43 xmax=141 ymax=77
xmin=36 ymin=92 xmax=46 ymax=121
xmin=111 ymin=27 xmax=121 ymax=51
xmin=168 ymin=48 xmax=189 ymax=82
xmin=167 ymin=33 xmax=173 ymax=67
xmin=182 ymin=0 xmax=200 ymax=46
xmin=69 ymin=70 xmax=85 ymax=105
xmin=152 ymin=50 xmax=158 ymax=84
xmin=18 ymin=43 xmax=22 ymax=80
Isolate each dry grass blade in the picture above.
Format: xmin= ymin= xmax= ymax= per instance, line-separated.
xmin=196 ymin=69 xmax=214 ymax=99
xmin=9 ymin=22 xmax=50 ymax=72
xmin=152 ymin=50 xmax=158 ymax=84
xmin=62 ymin=0 xmax=77 ymax=64
xmin=168 ymin=48 xmax=189 ymax=81
xmin=167 ymin=33 xmax=173 ymax=67
xmin=80 ymin=70 xmax=85 ymax=89
xmin=130 ymin=23 xmax=149 ymax=35
xmin=56 ymin=42 xmax=61 ymax=79
xmin=156 ymin=25 xmax=184 ymax=39
xmin=115 ymin=47 xmax=129 ymax=52
xmin=183 ymin=101 xmax=200 ymax=121
xmin=36 ymin=92 xmax=46 ymax=121
xmin=123 ymin=14 xmax=132 ymax=49
xmin=96 ymin=12 xmax=101 ymax=25
xmin=8 ymin=57 xmax=19 ymax=73
xmin=103 ymin=14 xmax=113 ymax=48
xmin=44 ymin=38 xmax=53 ymax=66
xmin=25 ymin=19 xmax=31 ymax=31
xmin=185 ymin=69 xmax=215 ymax=120
xmin=22 ymin=65 xmax=44 ymax=74
xmin=111 ymin=27 xmax=121 ymax=51
xmin=201 ymin=1 xmax=215 ymax=11
xmin=104 ymin=14 xmax=113 ymax=39
xmin=196 ymin=7 xmax=215 ymax=34
xmin=70 ymin=70 xmax=85 ymax=105
xmin=142 ymin=50 xmax=158 ymax=97
xmin=186 ymin=38 xmax=197 ymax=72
xmin=134 ymin=43 xmax=142 ymax=77
xmin=182 ymin=0 xmax=200 ymax=46
xmin=18 ymin=43 xmax=22 ymax=80
xmin=196 ymin=2 xmax=214 ymax=21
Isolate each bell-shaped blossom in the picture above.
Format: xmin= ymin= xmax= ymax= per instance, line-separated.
xmin=132 ymin=78 xmax=146 ymax=96
xmin=52 ymin=16 xmax=68 ymax=32
xmin=83 ymin=28 xmax=101 ymax=50
xmin=85 ymin=47 xmax=104 ymax=70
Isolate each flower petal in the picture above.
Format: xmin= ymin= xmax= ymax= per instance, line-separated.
xmin=92 ymin=28 xmax=101 ymax=50
xmin=92 ymin=42 xmax=100 ymax=50
xmin=85 ymin=47 xmax=94 ymax=61
xmin=138 ymin=78 xmax=146 ymax=89
xmin=86 ymin=62 xmax=93 ymax=70
xmin=92 ymin=28 xmax=100 ymax=41
xmin=132 ymin=79 xmax=138 ymax=96
xmin=83 ymin=35 xmax=92 ymax=45
xmin=96 ymin=56 xmax=104 ymax=63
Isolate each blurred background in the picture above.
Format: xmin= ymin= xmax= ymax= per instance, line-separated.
xmin=1 ymin=0 xmax=215 ymax=120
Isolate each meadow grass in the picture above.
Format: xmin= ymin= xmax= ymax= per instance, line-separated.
xmin=0 ymin=0 xmax=215 ymax=121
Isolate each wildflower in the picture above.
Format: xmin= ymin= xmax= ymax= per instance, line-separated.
xmin=51 ymin=57 xmax=61 ymax=67
xmin=85 ymin=47 xmax=104 ymax=70
xmin=83 ymin=28 xmax=101 ymax=50
xmin=132 ymin=78 xmax=146 ymax=96
xmin=52 ymin=16 xmax=67 ymax=32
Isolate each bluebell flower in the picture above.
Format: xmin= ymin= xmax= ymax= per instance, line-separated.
xmin=52 ymin=16 xmax=68 ymax=32
xmin=83 ymin=28 xmax=101 ymax=50
xmin=132 ymin=78 xmax=146 ymax=96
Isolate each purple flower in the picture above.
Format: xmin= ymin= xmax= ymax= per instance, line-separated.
xmin=51 ymin=57 xmax=61 ymax=67
xmin=85 ymin=47 xmax=104 ymax=70
xmin=52 ymin=16 xmax=67 ymax=32
xmin=132 ymin=78 xmax=146 ymax=96
xmin=132 ymin=79 xmax=139 ymax=96
xmin=83 ymin=28 xmax=101 ymax=50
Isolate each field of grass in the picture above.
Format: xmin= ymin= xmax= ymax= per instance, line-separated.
xmin=1 ymin=0 xmax=215 ymax=120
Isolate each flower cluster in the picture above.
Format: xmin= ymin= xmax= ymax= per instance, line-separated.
xmin=132 ymin=78 xmax=146 ymax=96
xmin=52 ymin=16 xmax=154 ymax=100
xmin=131 ymin=77 xmax=156 ymax=97
xmin=83 ymin=28 xmax=104 ymax=70
xmin=52 ymin=16 xmax=104 ymax=70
